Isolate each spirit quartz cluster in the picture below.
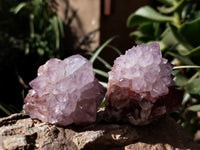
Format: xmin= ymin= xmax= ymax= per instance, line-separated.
xmin=23 ymin=55 xmax=105 ymax=126
xmin=105 ymin=42 xmax=182 ymax=125
xmin=24 ymin=42 xmax=182 ymax=126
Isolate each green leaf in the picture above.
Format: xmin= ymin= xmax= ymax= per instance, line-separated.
xmin=168 ymin=24 xmax=193 ymax=50
xmin=99 ymin=81 xmax=108 ymax=88
xmin=130 ymin=23 xmax=161 ymax=43
xmin=184 ymin=46 xmax=200 ymax=57
xmin=179 ymin=18 xmax=200 ymax=47
xmin=127 ymin=6 xmax=173 ymax=28
xmin=157 ymin=0 xmax=175 ymax=6
xmin=57 ymin=17 xmax=64 ymax=37
xmin=185 ymin=79 xmax=200 ymax=95
xmin=167 ymin=52 xmax=194 ymax=65
xmin=86 ymin=52 xmax=112 ymax=70
xmin=182 ymin=46 xmax=200 ymax=65
xmin=160 ymin=27 xmax=189 ymax=54
xmin=139 ymin=22 xmax=155 ymax=35
xmin=31 ymin=0 xmax=43 ymax=8
xmin=37 ymin=48 xmax=44 ymax=56
xmin=191 ymin=10 xmax=200 ymax=20
xmin=153 ymin=22 xmax=160 ymax=40
xmin=158 ymin=41 xmax=167 ymax=51
xmin=93 ymin=68 xmax=109 ymax=78
xmin=130 ymin=31 xmax=146 ymax=38
xmin=157 ymin=0 xmax=185 ymax=14
xmin=25 ymin=43 xmax=30 ymax=55
xmin=107 ymin=45 xmax=122 ymax=55
xmin=161 ymin=28 xmax=178 ymax=46
xmin=90 ymin=36 xmax=117 ymax=64
xmin=10 ymin=2 xmax=26 ymax=14
xmin=173 ymin=71 xmax=188 ymax=86
xmin=50 ymin=16 xmax=60 ymax=50
xmin=188 ymin=72 xmax=200 ymax=83
xmin=0 ymin=104 xmax=12 ymax=115
xmin=130 ymin=23 xmax=156 ymax=39
xmin=188 ymin=105 xmax=200 ymax=112
xmin=99 ymin=98 xmax=106 ymax=108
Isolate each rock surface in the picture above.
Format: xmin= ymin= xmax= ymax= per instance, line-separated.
xmin=0 ymin=112 xmax=199 ymax=150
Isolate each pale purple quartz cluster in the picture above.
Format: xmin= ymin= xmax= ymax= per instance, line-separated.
xmin=23 ymin=55 xmax=105 ymax=126
xmin=105 ymin=42 xmax=182 ymax=125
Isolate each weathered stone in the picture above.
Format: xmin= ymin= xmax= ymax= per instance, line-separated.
xmin=0 ymin=112 xmax=199 ymax=150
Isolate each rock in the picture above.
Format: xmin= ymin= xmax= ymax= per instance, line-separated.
xmin=0 ymin=112 xmax=199 ymax=150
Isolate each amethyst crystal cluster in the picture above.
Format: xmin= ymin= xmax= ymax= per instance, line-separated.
xmin=105 ymin=42 xmax=182 ymax=125
xmin=24 ymin=42 xmax=182 ymax=126
xmin=24 ymin=55 xmax=105 ymax=126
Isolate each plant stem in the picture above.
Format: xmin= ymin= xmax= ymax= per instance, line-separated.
xmin=93 ymin=68 xmax=109 ymax=78
xmin=173 ymin=66 xmax=200 ymax=69
xmin=188 ymin=71 xmax=200 ymax=83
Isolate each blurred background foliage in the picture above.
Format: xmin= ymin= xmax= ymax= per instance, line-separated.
xmin=127 ymin=0 xmax=200 ymax=140
xmin=1 ymin=0 xmax=200 ymax=142
xmin=0 ymin=0 xmax=79 ymax=116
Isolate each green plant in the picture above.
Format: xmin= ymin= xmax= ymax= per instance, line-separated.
xmin=88 ymin=36 xmax=121 ymax=88
xmin=0 ymin=0 xmax=120 ymax=116
xmin=0 ymin=0 xmax=65 ymax=116
xmin=11 ymin=0 xmax=64 ymax=57
xmin=127 ymin=0 xmax=200 ymax=137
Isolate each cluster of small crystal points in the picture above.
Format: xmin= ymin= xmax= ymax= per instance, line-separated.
xmin=23 ymin=55 xmax=105 ymax=126
xmin=109 ymin=42 xmax=174 ymax=101
xmin=105 ymin=42 xmax=182 ymax=125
